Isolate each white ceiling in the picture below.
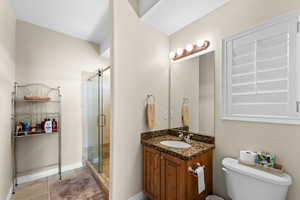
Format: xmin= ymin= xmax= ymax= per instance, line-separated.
xmin=139 ymin=0 xmax=159 ymax=16
xmin=13 ymin=0 xmax=110 ymax=44
xmin=140 ymin=0 xmax=229 ymax=35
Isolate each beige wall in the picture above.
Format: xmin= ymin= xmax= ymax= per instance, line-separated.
xmin=170 ymin=0 xmax=300 ymax=199
xmin=0 ymin=0 xmax=15 ymax=199
xmin=111 ymin=0 xmax=169 ymax=199
xmin=15 ymin=21 xmax=109 ymax=174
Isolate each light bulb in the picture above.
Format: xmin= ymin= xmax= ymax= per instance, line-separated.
xmin=176 ymin=48 xmax=184 ymax=56
xmin=169 ymin=51 xmax=176 ymax=59
xmin=197 ymin=40 xmax=205 ymax=47
xmin=186 ymin=44 xmax=194 ymax=52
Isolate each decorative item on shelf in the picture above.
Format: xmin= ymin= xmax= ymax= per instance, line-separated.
xmin=169 ymin=40 xmax=210 ymax=61
xmin=255 ymin=162 xmax=284 ymax=175
xmin=239 ymin=151 xmax=284 ymax=176
xmin=24 ymin=96 xmax=50 ymax=101
xmin=256 ymin=152 xmax=276 ymax=168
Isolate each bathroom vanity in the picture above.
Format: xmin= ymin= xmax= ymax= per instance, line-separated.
xmin=141 ymin=46 xmax=216 ymax=200
xmin=141 ymin=129 xmax=214 ymax=200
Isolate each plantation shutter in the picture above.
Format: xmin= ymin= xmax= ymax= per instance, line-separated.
xmin=222 ymin=15 xmax=300 ymax=124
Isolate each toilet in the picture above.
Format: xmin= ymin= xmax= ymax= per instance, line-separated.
xmin=222 ymin=158 xmax=292 ymax=200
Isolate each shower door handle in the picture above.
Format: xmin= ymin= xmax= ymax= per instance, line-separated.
xmin=101 ymin=114 xmax=106 ymax=127
xmin=98 ymin=115 xmax=102 ymax=127
xmin=98 ymin=114 xmax=106 ymax=127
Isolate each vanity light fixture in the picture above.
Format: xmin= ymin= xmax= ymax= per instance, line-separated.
xmin=196 ymin=40 xmax=205 ymax=47
xmin=169 ymin=51 xmax=176 ymax=59
xmin=170 ymin=40 xmax=210 ymax=61
xmin=186 ymin=44 xmax=194 ymax=52
xmin=176 ymin=48 xmax=184 ymax=56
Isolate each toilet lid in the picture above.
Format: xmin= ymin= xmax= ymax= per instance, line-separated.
xmin=222 ymin=158 xmax=292 ymax=186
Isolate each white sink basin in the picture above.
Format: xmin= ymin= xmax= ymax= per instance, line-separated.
xmin=160 ymin=140 xmax=191 ymax=149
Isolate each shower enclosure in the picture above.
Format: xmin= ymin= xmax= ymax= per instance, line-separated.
xmin=86 ymin=67 xmax=110 ymax=182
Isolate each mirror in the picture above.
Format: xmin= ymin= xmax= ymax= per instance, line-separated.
xmin=169 ymin=52 xmax=215 ymax=136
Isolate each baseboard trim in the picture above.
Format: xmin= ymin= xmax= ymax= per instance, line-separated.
xmin=128 ymin=192 xmax=145 ymax=200
xmin=6 ymin=185 xmax=13 ymax=200
xmin=17 ymin=162 xmax=83 ymax=184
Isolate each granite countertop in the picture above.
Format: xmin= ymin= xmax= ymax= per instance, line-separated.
xmin=141 ymin=130 xmax=215 ymax=160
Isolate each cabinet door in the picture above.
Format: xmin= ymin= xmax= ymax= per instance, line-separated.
xmin=160 ymin=152 xmax=186 ymax=200
xmin=144 ymin=146 xmax=161 ymax=200
xmin=186 ymin=150 xmax=213 ymax=200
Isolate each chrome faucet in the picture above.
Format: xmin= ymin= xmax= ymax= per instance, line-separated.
xmin=178 ymin=132 xmax=193 ymax=144
xmin=184 ymin=134 xmax=193 ymax=144
xmin=179 ymin=132 xmax=184 ymax=139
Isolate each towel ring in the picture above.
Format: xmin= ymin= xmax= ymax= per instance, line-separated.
xmin=146 ymin=94 xmax=156 ymax=104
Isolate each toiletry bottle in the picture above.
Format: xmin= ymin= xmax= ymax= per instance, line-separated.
xmin=36 ymin=123 xmax=41 ymax=133
xmin=16 ymin=121 xmax=23 ymax=135
xmin=52 ymin=119 xmax=57 ymax=132
xmin=23 ymin=121 xmax=30 ymax=132
xmin=41 ymin=118 xmax=46 ymax=132
xmin=30 ymin=120 xmax=37 ymax=134
xmin=44 ymin=119 xmax=52 ymax=133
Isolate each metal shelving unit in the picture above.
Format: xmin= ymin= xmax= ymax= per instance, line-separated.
xmin=11 ymin=83 xmax=62 ymax=194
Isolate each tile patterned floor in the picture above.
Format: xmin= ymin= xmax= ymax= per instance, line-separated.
xmin=12 ymin=167 xmax=104 ymax=200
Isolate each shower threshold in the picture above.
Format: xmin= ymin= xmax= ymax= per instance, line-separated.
xmin=86 ymin=160 xmax=109 ymax=200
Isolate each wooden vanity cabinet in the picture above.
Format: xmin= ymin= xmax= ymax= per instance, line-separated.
xmin=186 ymin=150 xmax=213 ymax=200
xmin=144 ymin=146 xmax=161 ymax=199
xmin=160 ymin=152 xmax=186 ymax=200
xmin=143 ymin=146 xmax=213 ymax=200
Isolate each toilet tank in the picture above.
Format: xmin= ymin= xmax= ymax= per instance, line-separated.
xmin=222 ymin=158 xmax=292 ymax=200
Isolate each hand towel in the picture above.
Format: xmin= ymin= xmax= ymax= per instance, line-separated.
xmin=181 ymin=104 xmax=190 ymax=126
xmin=195 ymin=166 xmax=205 ymax=194
xmin=146 ymin=104 xmax=156 ymax=129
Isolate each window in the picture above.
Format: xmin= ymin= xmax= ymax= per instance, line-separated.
xmin=222 ymin=13 xmax=300 ymax=124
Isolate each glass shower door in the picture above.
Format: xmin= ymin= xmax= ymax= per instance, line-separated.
xmin=102 ymin=68 xmax=110 ymax=178
xmin=87 ymin=71 xmax=103 ymax=173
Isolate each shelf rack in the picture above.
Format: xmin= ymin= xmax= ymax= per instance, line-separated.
xmin=11 ymin=83 xmax=62 ymax=194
